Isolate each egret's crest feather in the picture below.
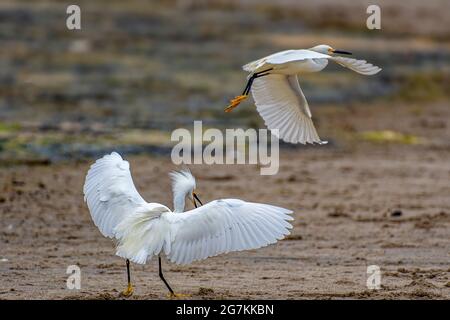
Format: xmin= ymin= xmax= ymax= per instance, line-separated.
xmin=169 ymin=168 xmax=196 ymax=212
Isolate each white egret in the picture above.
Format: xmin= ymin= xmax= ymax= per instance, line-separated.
xmin=83 ymin=152 xmax=293 ymax=297
xmin=225 ymin=44 xmax=382 ymax=144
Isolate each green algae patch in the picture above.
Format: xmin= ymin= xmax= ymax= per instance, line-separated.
xmin=359 ymin=130 xmax=425 ymax=145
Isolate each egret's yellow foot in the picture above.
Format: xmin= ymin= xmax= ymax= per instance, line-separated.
xmin=167 ymin=292 xmax=191 ymax=299
xmin=120 ymin=283 xmax=134 ymax=297
xmin=225 ymin=95 xmax=248 ymax=112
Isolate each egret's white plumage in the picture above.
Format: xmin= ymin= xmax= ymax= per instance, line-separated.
xmin=169 ymin=168 xmax=196 ymax=213
xmin=228 ymin=44 xmax=382 ymax=145
xmin=83 ymin=152 xmax=293 ymax=267
xmin=252 ymin=74 xmax=321 ymax=144
xmin=242 ymin=48 xmax=381 ymax=76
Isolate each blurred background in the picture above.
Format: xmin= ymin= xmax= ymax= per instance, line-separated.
xmin=1 ymin=0 xmax=450 ymax=299
xmin=0 ymin=0 xmax=449 ymax=162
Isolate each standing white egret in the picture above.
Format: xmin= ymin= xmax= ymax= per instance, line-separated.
xmin=83 ymin=152 xmax=293 ymax=297
xmin=225 ymin=44 xmax=382 ymax=144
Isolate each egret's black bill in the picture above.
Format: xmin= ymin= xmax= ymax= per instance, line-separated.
xmin=193 ymin=193 xmax=203 ymax=207
xmin=333 ymin=50 xmax=352 ymax=55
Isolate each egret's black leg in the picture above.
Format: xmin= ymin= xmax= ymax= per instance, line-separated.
xmin=126 ymin=259 xmax=131 ymax=285
xmin=241 ymin=77 xmax=253 ymax=95
xmin=159 ymin=256 xmax=174 ymax=295
xmin=243 ymin=69 xmax=273 ymax=95
xmin=225 ymin=68 xmax=273 ymax=112
xmin=120 ymin=259 xmax=134 ymax=297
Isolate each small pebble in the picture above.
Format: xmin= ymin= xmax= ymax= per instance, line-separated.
xmin=391 ymin=210 xmax=402 ymax=217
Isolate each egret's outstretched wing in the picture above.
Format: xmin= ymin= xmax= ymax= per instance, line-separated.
xmin=83 ymin=152 xmax=150 ymax=238
xmin=331 ymin=56 xmax=381 ymax=75
xmin=243 ymin=49 xmax=330 ymax=73
xmin=166 ymin=199 xmax=294 ymax=265
xmin=251 ymin=74 xmax=326 ymax=144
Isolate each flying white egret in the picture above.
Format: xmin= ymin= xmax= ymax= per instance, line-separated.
xmin=83 ymin=152 xmax=293 ymax=297
xmin=225 ymin=44 xmax=382 ymax=144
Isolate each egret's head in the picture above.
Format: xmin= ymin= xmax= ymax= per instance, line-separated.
xmin=310 ymin=44 xmax=352 ymax=56
xmin=169 ymin=167 xmax=203 ymax=211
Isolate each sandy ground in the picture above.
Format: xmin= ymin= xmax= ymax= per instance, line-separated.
xmin=0 ymin=101 xmax=449 ymax=300
xmin=0 ymin=0 xmax=449 ymax=301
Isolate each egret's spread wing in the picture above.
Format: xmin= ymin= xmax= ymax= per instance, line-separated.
xmin=166 ymin=199 xmax=293 ymax=265
xmin=251 ymin=74 xmax=326 ymax=144
xmin=243 ymin=50 xmax=330 ymax=73
xmin=83 ymin=152 xmax=150 ymax=238
xmin=330 ymin=56 xmax=381 ymax=75
xmin=288 ymin=75 xmax=312 ymax=118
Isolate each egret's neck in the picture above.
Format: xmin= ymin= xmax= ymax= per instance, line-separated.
xmin=173 ymin=193 xmax=186 ymax=213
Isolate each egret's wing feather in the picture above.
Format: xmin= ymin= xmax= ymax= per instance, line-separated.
xmin=251 ymin=74 xmax=326 ymax=144
xmin=83 ymin=152 xmax=149 ymax=238
xmin=167 ymin=199 xmax=293 ymax=265
xmin=287 ymin=75 xmax=312 ymax=118
xmin=330 ymin=56 xmax=381 ymax=75
xmin=243 ymin=50 xmax=330 ymax=73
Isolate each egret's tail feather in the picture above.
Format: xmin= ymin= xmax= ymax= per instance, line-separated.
xmin=242 ymin=61 xmax=257 ymax=72
xmin=114 ymin=206 xmax=170 ymax=264
xmin=242 ymin=58 xmax=266 ymax=73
